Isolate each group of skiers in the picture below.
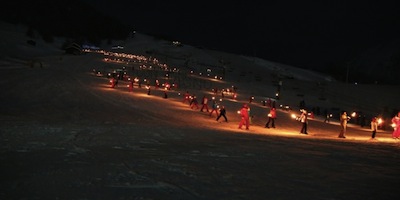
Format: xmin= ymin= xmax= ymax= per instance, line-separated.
xmin=337 ymin=110 xmax=400 ymax=140
xmin=110 ymin=75 xmax=399 ymax=140
xmin=182 ymin=92 xmax=280 ymax=131
xmin=170 ymin=85 xmax=398 ymax=140
xmin=183 ymin=92 xmax=228 ymax=123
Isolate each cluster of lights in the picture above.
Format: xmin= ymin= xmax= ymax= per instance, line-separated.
xmin=139 ymin=65 xmax=153 ymax=70
xmin=172 ymin=41 xmax=181 ymax=46
xmin=162 ymin=83 xmax=171 ymax=90
xmin=189 ymin=68 xmax=223 ymax=80
xmin=96 ymin=44 xmax=392 ymax=131
xmin=279 ymin=104 xmax=291 ymax=111
xmin=211 ymin=96 xmax=223 ymax=102
xmin=103 ymin=51 xmax=149 ymax=63
xmin=87 ymin=48 xmax=178 ymax=73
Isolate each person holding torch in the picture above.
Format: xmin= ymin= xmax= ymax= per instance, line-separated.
xmin=338 ymin=111 xmax=350 ymax=138
xmin=209 ymin=100 xmax=219 ymax=117
xmin=370 ymin=117 xmax=379 ymax=139
xmin=391 ymin=111 xmax=400 ymax=139
xmin=265 ymin=107 xmax=277 ymax=128
xmin=238 ymin=104 xmax=250 ymax=130
xmin=299 ymin=109 xmax=308 ymax=134
xmin=216 ymin=105 xmax=228 ymax=122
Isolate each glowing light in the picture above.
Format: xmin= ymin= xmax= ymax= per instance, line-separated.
xmin=291 ymin=114 xmax=297 ymax=119
xmin=377 ymin=118 xmax=383 ymax=125
xmin=351 ymin=112 xmax=357 ymax=117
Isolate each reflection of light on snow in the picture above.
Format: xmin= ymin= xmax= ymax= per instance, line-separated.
xmin=136 ymin=93 xmax=155 ymax=98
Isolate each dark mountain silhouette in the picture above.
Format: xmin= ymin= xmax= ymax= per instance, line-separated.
xmin=0 ymin=0 xmax=131 ymax=45
xmin=1 ymin=0 xmax=399 ymax=84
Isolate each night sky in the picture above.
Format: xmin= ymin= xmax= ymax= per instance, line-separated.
xmin=84 ymin=0 xmax=400 ymax=70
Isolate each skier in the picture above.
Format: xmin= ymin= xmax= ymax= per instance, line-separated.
xmin=216 ymin=105 xmax=228 ymax=122
xmin=238 ymin=104 xmax=250 ymax=130
xmin=298 ymin=109 xmax=308 ymax=134
xmin=190 ymin=95 xmax=199 ymax=109
xmin=200 ymin=95 xmax=209 ymax=112
xmin=265 ymin=107 xmax=277 ymax=128
xmin=183 ymin=91 xmax=190 ymax=104
xmin=209 ymin=100 xmax=219 ymax=117
xmin=370 ymin=117 xmax=378 ymax=139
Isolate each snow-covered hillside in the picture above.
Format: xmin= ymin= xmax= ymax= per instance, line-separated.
xmin=1 ymin=22 xmax=400 ymax=199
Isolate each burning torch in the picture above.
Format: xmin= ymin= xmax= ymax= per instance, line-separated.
xmin=249 ymin=96 xmax=254 ymax=103
xmin=291 ymin=113 xmax=299 ymax=121
xmin=146 ymin=85 xmax=151 ymax=95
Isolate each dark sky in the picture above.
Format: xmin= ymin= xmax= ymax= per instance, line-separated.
xmin=84 ymin=0 xmax=400 ymax=69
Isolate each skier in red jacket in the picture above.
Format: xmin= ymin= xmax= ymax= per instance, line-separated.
xmin=238 ymin=104 xmax=250 ymax=130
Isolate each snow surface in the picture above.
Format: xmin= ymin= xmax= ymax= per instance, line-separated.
xmin=1 ymin=22 xmax=400 ymax=199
